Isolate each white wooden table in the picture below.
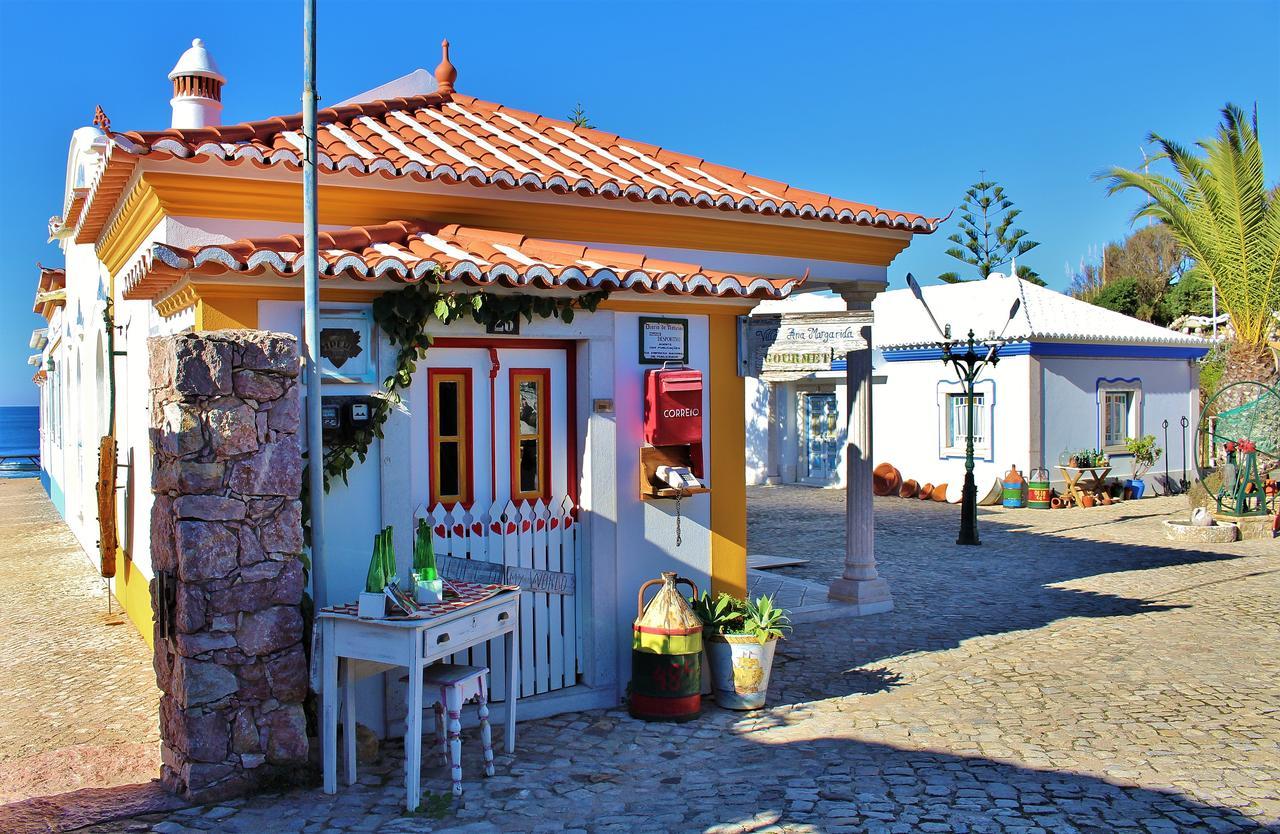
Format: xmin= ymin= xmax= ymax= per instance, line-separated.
xmin=318 ymin=589 xmax=520 ymax=811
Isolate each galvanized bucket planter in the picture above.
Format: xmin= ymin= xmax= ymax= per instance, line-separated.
xmin=704 ymin=633 xmax=778 ymax=710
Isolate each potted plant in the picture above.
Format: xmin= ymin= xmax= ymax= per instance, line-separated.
xmin=1123 ymin=435 xmax=1162 ymax=499
xmin=690 ymin=592 xmax=791 ymax=710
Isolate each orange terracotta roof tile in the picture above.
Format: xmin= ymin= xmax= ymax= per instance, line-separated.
xmin=33 ymin=264 xmax=67 ymax=317
xmin=92 ymin=90 xmax=936 ymax=240
xmin=121 ymin=220 xmax=805 ymax=302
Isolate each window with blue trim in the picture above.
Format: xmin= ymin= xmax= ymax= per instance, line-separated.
xmin=1098 ymin=381 xmax=1142 ymax=452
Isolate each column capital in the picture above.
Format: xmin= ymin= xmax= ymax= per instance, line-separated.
xmin=834 ymin=279 xmax=888 ymax=312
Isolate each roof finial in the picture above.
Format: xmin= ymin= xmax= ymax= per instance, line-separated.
xmin=434 ymin=39 xmax=457 ymax=94
xmin=92 ymin=105 xmax=110 ymax=133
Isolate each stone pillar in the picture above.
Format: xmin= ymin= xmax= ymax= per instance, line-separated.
xmin=828 ymin=284 xmax=893 ymax=612
xmin=148 ymin=330 xmax=308 ymax=802
xmin=765 ymin=382 xmax=782 ymax=485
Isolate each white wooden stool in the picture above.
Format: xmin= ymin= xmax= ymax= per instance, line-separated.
xmin=412 ymin=664 xmax=495 ymax=796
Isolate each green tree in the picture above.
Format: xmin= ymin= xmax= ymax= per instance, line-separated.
xmin=1092 ymin=275 xmax=1140 ymax=317
xmin=1070 ymin=225 xmax=1192 ymax=324
xmin=1099 ymin=104 xmax=1280 ymax=387
xmin=1160 ymin=268 xmax=1214 ymax=321
xmin=1103 ymin=225 xmax=1190 ymax=323
xmin=939 ymin=179 xmax=1043 ymax=285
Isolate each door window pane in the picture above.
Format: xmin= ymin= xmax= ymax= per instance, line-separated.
xmin=518 ymin=439 xmax=539 ymax=494
xmin=439 ymin=442 xmax=459 ymax=496
xmin=518 ymin=381 xmax=539 ymax=434
xmin=511 ymin=371 xmax=549 ymax=501
xmin=430 ymin=370 xmax=470 ymax=505
xmin=438 ymin=381 xmax=458 ymax=436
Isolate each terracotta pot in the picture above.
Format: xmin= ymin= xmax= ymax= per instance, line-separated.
xmin=1050 ymin=496 xmax=1064 ymax=509
xmin=872 ymin=463 xmax=902 ymax=496
xmin=1100 ymin=492 xmax=1113 ymax=506
xmin=919 ymin=483 xmax=934 ymax=500
xmin=931 ymin=483 xmax=948 ymax=502
xmin=899 ymin=479 xmax=919 ymax=499
xmin=1081 ymin=495 xmax=1096 ymax=508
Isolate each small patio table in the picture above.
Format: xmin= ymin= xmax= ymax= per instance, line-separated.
xmin=1057 ymin=465 xmax=1112 ymax=504
xmin=317 ymin=583 xmax=520 ymax=811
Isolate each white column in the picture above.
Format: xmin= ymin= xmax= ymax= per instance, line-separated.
xmin=765 ymin=382 xmax=781 ymax=485
xmin=828 ymin=283 xmax=892 ymax=612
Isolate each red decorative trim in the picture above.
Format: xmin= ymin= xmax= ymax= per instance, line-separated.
xmin=628 ymin=692 xmax=701 ymax=719
xmin=634 ymin=624 xmax=703 ymax=637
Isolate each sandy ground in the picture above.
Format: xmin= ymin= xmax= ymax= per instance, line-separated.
xmin=0 ymin=478 xmax=160 ymax=804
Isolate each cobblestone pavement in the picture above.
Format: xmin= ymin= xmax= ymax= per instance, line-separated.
xmin=0 ymin=478 xmax=160 ymax=803
xmin=66 ymin=488 xmax=1280 ymax=831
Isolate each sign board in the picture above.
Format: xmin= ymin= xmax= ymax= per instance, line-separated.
xmin=439 ymin=555 xmax=576 ymax=596
xmin=485 ymin=317 xmax=520 ymax=336
xmin=739 ymin=312 xmax=869 ymax=377
xmin=639 ymin=317 xmax=689 ymax=364
xmin=761 ymin=346 xmax=834 ymax=373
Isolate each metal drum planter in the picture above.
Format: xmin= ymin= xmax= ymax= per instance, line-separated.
xmin=629 ymin=572 xmax=703 ymax=722
xmin=1027 ymin=468 xmax=1051 ymax=509
xmin=705 ymin=634 xmax=778 ymax=710
xmin=1002 ymin=465 xmax=1027 ymax=508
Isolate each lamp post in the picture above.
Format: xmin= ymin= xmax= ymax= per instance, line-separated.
xmin=941 ymin=328 xmax=1005 ymax=545
xmin=905 ymin=273 xmax=1021 ymax=547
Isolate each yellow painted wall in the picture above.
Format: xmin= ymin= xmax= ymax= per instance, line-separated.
xmin=114 ymin=549 xmax=154 ymax=650
xmin=707 ymin=314 xmax=748 ymax=596
xmin=196 ymin=295 xmax=259 ymax=330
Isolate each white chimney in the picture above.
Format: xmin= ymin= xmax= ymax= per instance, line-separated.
xmin=168 ymin=38 xmax=225 ymax=129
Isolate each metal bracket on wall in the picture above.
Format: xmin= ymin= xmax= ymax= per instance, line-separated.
xmin=154 ymin=569 xmax=177 ymax=641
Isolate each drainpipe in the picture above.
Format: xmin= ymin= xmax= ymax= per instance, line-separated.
xmin=302 ymin=0 xmax=328 ymax=608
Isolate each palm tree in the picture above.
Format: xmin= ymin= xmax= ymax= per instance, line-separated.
xmin=1099 ymin=104 xmax=1280 ymax=390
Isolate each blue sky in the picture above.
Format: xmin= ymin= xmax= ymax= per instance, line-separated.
xmin=1 ymin=0 xmax=1276 ymax=405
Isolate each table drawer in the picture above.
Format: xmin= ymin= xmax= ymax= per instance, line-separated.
xmin=423 ymin=601 xmax=515 ymax=657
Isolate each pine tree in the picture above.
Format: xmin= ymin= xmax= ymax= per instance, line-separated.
xmin=939 ymin=179 xmax=1043 ymax=285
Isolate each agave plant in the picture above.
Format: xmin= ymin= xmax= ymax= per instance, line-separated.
xmin=1099 ymin=104 xmax=1280 ymax=393
xmin=689 ymin=591 xmax=744 ymax=633
xmin=743 ymin=595 xmax=792 ymax=644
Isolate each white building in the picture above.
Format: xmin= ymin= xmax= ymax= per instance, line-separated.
xmin=33 ymin=38 xmax=930 ymax=732
xmin=746 ymin=273 xmax=1209 ymax=493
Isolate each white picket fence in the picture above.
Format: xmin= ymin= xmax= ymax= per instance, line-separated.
xmin=421 ymin=496 xmax=582 ymax=701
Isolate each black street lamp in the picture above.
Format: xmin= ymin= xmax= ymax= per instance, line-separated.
xmin=905 ymin=274 xmax=1021 ymax=546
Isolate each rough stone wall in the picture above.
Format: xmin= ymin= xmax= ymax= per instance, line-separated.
xmin=148 ymin=330 xmax=308 ymax=802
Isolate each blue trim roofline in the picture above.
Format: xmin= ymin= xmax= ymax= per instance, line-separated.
xmin=881 ymin=341 xmax=1208 ymax=362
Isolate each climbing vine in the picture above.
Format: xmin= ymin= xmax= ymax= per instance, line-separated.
xmin=310 ymin=270 xmax=611 ymax=495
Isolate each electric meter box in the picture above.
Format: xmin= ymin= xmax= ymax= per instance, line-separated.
xmin=643 ymin=367 xmax=703 ymax=448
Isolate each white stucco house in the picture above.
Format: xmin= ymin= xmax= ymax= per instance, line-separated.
xmin=32 ymin=37 xmax=929 ymax=733
xmin=746 ymin=272 xmax=1210 ymax=493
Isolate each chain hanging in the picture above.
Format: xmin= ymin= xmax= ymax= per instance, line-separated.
xmin=673 ymin=490 xmax=683 ymax=547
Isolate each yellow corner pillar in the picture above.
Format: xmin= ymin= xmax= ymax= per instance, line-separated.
xmin=708 ymin=313 xmax=747 ymax=597
xmin=115 ymin=550 xmax=155 ymax=649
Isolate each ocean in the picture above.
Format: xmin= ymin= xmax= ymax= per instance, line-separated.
xmin=0 ymin=405 xmax=40 ymax=478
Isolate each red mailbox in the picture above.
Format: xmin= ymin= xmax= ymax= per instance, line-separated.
xmin=643 ymin=367 xmax=704 ymax=476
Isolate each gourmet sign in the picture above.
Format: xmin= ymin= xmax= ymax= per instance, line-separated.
xmin=740 ymin=312 xmax=869 ymax=377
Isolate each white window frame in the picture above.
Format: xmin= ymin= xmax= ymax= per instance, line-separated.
xmin=1097 ymin=380 xmax=1142 ymax=454
xmin=938 ymin=379 xmax=994 ymax=460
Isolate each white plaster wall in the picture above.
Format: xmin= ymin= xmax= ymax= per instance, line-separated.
xmin=1040 ymin=356 xmax=1199 ymax=485
xmin=872 ymin=354 xmax=1034 ymax=495
xmin=611 ymin=312 xmax=712 ymax=691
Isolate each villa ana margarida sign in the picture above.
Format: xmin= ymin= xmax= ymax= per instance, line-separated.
xmin=739 ymin=312 xmax=869 ymax=378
